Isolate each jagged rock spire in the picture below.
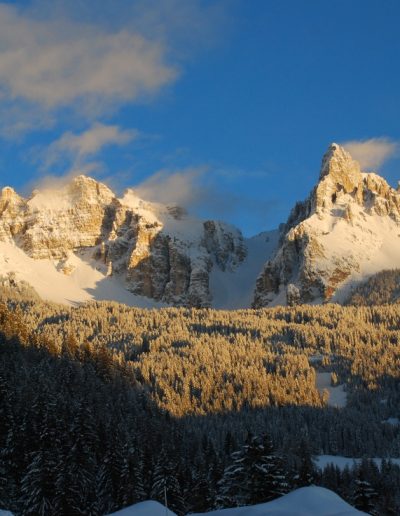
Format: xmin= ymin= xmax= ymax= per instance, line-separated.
xmin=314 ymin=143 xmax=363 ymax=212
xmin=320 ymin=143 xmax=362 ymax=183
xmin=253 ymin=142 xmax=400 ymax=308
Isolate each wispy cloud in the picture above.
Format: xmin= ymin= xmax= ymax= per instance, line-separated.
xmin=0 ymin=0 xmax=231 ymax=137
xmin=342 ymin=137 xmax=399 ymax=170
xmin=134 ymin=167 xmax=207 ymax=207
xmin=43 ymin=123 xmax=137 ymax=171
xmin=132 ymin=165 xmax=277 ymax=230
xmin=0 ymin=4 xmax=177 ymax=111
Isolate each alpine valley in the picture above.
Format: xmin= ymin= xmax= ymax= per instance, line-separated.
xmin=1 ymin=143 xmax=400 ymax=516
xmin=1 ymin=143 xmax=400 ymax=309
xmin=2 ymin=2 xmax=400 ymax=515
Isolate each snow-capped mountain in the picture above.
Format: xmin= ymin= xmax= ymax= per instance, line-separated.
xmin=253 ymin=143 xmax=400 ymax=307
xmin=1 ymin=143 xmax=400 ymax=309
xmin=0 ymin=175 xmax=275 ymax=308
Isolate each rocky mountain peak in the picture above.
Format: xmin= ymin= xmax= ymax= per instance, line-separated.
xmin=0 ymin=186 xmax=26 ymax=211
xmin=0 ymin=187 xmax=27 ymax=241
xmin=283 ymin=144 xmax=364 ymax=232
xmin=67 ymin=175 xmax=115 ymax=205
xmin=314 ymin=143 xmax=363 ymax=213
xmin=320 ymin=143 xmax=360 ymax=179
xmin=254 ymin=143 xmax=400 ymax=308
xmin=0 ymin=175 xmax=248 ymax=307
xmin=1 ymin=186 xmax=20 ymax=200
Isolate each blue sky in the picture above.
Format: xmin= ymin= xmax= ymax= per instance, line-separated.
xmin=0 ymin=0 xmax=400 ymax=235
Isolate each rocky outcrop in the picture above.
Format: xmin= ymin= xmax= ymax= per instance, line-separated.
xmin=0 ymin=175 xmax=246 ymax=307
xmin=0 ymin=187 xmax=27 ymax=241
xmin=314 ymin=144 xmax=364 ymax=212
xmin=253 ymin=143 xmax=400 ymax=307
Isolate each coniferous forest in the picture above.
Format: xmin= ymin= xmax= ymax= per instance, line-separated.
xmin=0 ymin=289 xmax=400 ymax=515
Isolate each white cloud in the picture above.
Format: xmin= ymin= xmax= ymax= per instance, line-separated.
xmin=132 ymin=165 xmax=275 ymax=227
xmin=342 ymin=138 xmax=399 ymax=170
xmin=41 ymin=123 xmax=136 ymax=175
xmin=25 ymin=123 xmax=135 ymax=191
xmin=0 ymin=0 xmax=232 ymax=138
xmin=44 ymin=123 xmax=136 ymax=170
xmin=134 ymin=167 xmax=207 ymax=207
xmin=29 ymin=0 xmax=230 ymax=57
xmin=0 ymin=3 xmax=177 ymax=111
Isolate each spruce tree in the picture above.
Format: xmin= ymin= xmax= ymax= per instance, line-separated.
xmin=217 ymin=433 xmax=289 ymax=508
xmin=353 ymin=466 xmax=378 ymax=515
xmin=20 ymin=450 xmax=56 ymax=516
xmin=151 ymin=451 xmax=185 ymax=516
xmin=216 ymin=446 xmax=246 ymax=508
xmin=295 ymin=437 xmax=315 ymax=487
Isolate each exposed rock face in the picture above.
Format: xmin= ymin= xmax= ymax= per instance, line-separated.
xmin=253 ymin=143 xmax=400 ymax=307
xmin=315 ymin=144 xmax=364 ymax=212
xmin=21 ymin=176 xmax=116 ymax=259
xmin=0 ymin=187 xmax=27 ymax=240
xmin=0 ymin=176 xmax=246 ymax=307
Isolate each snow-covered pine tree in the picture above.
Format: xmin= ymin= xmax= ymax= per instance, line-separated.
xmin=294 ymin=437 xmax=315 ymax=487
xmin=378 ymin=459 xmax=399 ymax=516
xmin=4 ymin=411 xmax=30 ymax=514
xmin=60 ymin=401 xmax=97 ymax=514
xmin=19 ymin=388 xmax=61 ymax=515
xmin=0 ymin=375 xmax=14 ymax=510
xmin=254 ymin=433 xmax=289 ymax=502
xmin=92 ymin=462 xmax=113 ymax=516
xmin=353 ymin=463 xmax=378 ymax=515
xmin=217 ymin=433 xmax=289 ymax=508
xmin=224 ymin=431 xmax=236 ymax=457
xmin=150 ymin=450 xmax=185 ymax=516
xmin=189 ymin=459 xmax=213 ymax=513
xmin=353 ymin=476 xmax=378 ymax=514
xmin=216 ymin=445 xmax=246 ymax=508
xmin=131 ymin=455 xmax=147 ymax=504
xmin=20 ymin=450 xmax=56 ymax=516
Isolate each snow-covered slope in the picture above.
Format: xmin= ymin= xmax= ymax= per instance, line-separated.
xmin=0 ymin=241 xmax=163 ymax=307
xmin=210 ymin=230 xmax=279 ymax=309
xmin=316 ymin=372 xmax=347 ymax=408
xmin=108 ymin=487 xmax=367 ymax=516
xmin=109 ymin=500 xmax=177 ymax=516
xmin=254 ymin=143 xmax=400 ymax=307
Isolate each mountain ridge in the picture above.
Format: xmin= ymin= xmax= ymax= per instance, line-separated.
xmin=0 ymin=175 xmax=269 ymax=308
xmin=1 ymin=143 xmax=400 ymax=308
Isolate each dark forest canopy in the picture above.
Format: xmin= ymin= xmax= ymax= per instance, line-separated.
xmin=0 ymin=293 xmax=399 ymax=514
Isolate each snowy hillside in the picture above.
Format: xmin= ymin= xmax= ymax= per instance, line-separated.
xmin=210 ymin=230 xmax=279 ymax=309
xmin=108 ymin=487 xmax=367 ymax=515
xmin=316 ymin=372 xmax=347 ymax=408
xmin=0 ymin=229 xmax=278 ymax=309
xmin=0 ymin=241 xmax=164 ymax=307
xmin=109 ymin=500 xmax=176 ymax=516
